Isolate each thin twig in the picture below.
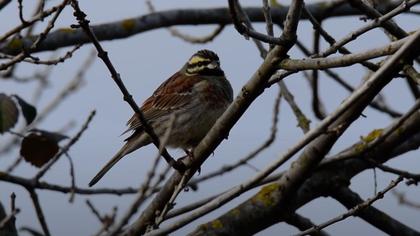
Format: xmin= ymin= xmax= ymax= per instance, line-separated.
xmin=228 ymin=0 xmax=289 ymax=46
xmin=142 ymin=29 xmax=420 ymax=236
xmin=69 ymin=0 xmax=184 ymax=171
xmin=311 ymin=27 xmax=327 ymax=119
xmin=0 ymin=2 xmax=62 ymax=42
xmin=0 ymin=171 xmax=139 ymax=195
xmin=279 ymin=36 xmax=410 ymax=70
xmin=0 ymin=0 xmax=71 ymax=71
xmin=279 ymin=81 xmax=311 ymax=133
xmin=262 ymin=0 xmax=274 ymax=49
xmin=86 ymin=200 xmax=104 ymax=223
xmin=134 ymin=1 xmax=304 ymax=234
xmin=28 ymin=189 xmax=50 ymax=236
xmin=145 ymin=0 xmax=225 ymax=44
xmin=392 ymin=190 xmax=420 ymax=209
xmin=0 ymin=193 xmax=19 ymax=230
xmin=34 ymin=110 xmax=96 ymax=180
xmin=107 ymin=115 xmax=177 ymax=236
xmin=295 ymin=176 xmax=403 ymax=236
xmin=318 ymin=0 xmax=420 ymax=58
xmin=372 ymin=162 xmax=420 ymax=184
xmin=65 ymin=152 xmax=76 ymax=202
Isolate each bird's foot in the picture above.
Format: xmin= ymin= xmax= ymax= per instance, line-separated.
xmin=183 ymin=149 xmax=201 ymax=174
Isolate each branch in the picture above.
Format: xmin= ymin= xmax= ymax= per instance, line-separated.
xmin=0 ymin=171 xmax=138 ymax=195
xmin=228 ymin=0 xmax=287 ymax=46
xmin=28 ymin=189 xmax=50 ymax=236
xmin=0 ymin=0 xmax=12 ymax=10
xmin=392 ymin=190 xmax=420 ymax=209
xmin=0 ymin=1 xmax=402 ymax=55
xmin=107 ymin=115 xmax=176 ymax=235
xmin=188 ymin=88 xmax=282 ymax=186
xmin=296 ymin=177 xmax=403 ymax=236
xmin=319 ymin=0 xmax=420 ymax=57
xmin=0 ymin=0 xmax=70 ymax=71
xmin=0 ymin=198 xmax=18 ymax=236
xmin=34 ymin=110 xmax=96 ymax=180
xmin=332 ymin=186 xmax=420 ymax=236
xmin=186 ymin=30 xmax=420 ymax=236
xmin=69 ymin=0 xmax=183 ymax=171
xmin=279 ymin=81 xmax=311 ymax=133
xmin=183 ymin=98 xmax=420 ymax=234
xmin=284 ymin=213 xmax=330 ymax=236
xmin=279 ymin=33 xmax=410 ymax=70
xmin=145 ymin=0 xmax=225 ymax=44
xmin=123 ymin=1 xmax=304 ymax=235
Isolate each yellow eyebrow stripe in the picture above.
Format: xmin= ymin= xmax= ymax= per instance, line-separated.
xmin=189 ymin=56 xmax=210 ymax=65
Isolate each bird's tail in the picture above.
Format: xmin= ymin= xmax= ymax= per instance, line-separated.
xmin=88 ymin=133 xmax=147 ymax=187
xmin=88 ymin=147 xmax=128 ymax=187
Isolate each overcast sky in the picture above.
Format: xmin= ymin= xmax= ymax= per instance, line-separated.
xmin=1 ymin=1 xmax=420 ymax=235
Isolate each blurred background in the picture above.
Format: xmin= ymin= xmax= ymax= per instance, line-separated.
xmin=1 ymin=0 xmax=419 ymax=235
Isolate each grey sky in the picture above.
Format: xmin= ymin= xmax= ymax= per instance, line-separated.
xmin=1 ymin=1 xmax=419 ymax=235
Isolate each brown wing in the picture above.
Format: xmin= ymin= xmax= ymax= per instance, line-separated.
xmin=123 ymin=72 xmax=202 ymax=134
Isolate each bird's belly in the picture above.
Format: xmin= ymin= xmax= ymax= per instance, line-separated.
xmin=165 ymin=105 xmax=226 ymax=149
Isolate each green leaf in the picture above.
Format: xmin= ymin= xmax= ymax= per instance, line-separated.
xmin=20 ymin=131 xmax=60 ymax=168
xmin=12 ymin=95 xmax=37 ymax=125
xmin=0 ymin=93 xmax=19 ymax=134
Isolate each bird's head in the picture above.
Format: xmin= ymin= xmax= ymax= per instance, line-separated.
xmin=184 ymin=50 xmax=224 ymax=76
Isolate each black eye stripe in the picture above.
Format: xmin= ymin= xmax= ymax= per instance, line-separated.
xmin=189 ymin=60 xmax=210 ymax=67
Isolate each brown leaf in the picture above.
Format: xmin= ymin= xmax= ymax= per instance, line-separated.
xmin=20 ymin=132 xmax=60 ymax=168
xmin=13 ymin=95 xmax=37 ymax=125
xmin=0 ymin=93 xmax=19 ymax=134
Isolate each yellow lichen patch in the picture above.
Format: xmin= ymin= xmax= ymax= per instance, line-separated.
xmin=298 ymin=115 xmax=310 ymax=131
xmin=354 ymin=142 xmax=367 ymax=153
xmin=253 ymin=183 xmax=279 ymax=207
xmin=361 ymin=129 xmax=384 ymax=143
xmin=354 ymin=129 xmax=384 ymax=154
xmin=121 ymin=19 xmax=136 ymax=31
xmin=7 ymin=38 xmax=23 ymax=50
xmin=228 ymin=208 xmax=241 ymax=217
xmin=59 ymin=27 xmax=76 ymax=33
xmin=270 ymin=0 xmax=282 ymax=7
xmin=211 ymin=219 xmax=223 ymax=229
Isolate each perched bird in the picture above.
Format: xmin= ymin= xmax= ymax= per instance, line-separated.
xmin=89 ymin=50 xmax=233 ymax=187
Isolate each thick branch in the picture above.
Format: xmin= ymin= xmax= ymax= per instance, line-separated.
xmin=0 ymin=2 xmax=401 ymax=55
xmin=188 ymin=30 xmax=420 ymax=235
xmin=332 ymin=186 xmax=420 ymax=236
xmin=123 ymin=1 xmax=304 ymax=235
xmin=279 ymin=37 xmax=408 ymax=70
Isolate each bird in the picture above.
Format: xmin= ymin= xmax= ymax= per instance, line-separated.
xmin=88 ymin=49 xmax=233 ymax=187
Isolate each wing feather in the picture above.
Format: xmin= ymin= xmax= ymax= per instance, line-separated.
xmin=122 ymin=72 xmax=202 ymax=134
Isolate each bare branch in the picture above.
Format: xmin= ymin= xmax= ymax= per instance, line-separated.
xmin=279 ymin=81 xmax=311 ymax=133
xmin=34 ymin=110 xmax=96 ymax=180
xmin=123 ymin=1 xmax=304 ymax=234
xmin=279 ymin=36 xmax=409 ymax=70
xmin=296 ymin=176 xmax=403 ymax=236
xmin=332 ymin=186 xmax=420 ymax=236
xmin=184 ymin=30 xmax=420 ymax=236
xmin=0 ymin=1 xmax=402 ymax=55
xmin=145 ymin=0 xmax=225 ymax=44
xmin=69 ymin=0 xmax=184 ymax=171
xmin=28 ymin=189 xmax=50 ymax=236
xmin=392 ymin=190 xmax=420 ymax=209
